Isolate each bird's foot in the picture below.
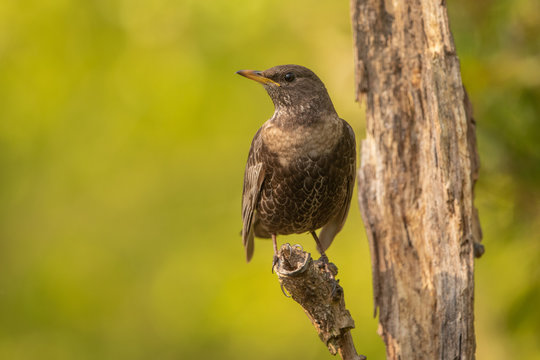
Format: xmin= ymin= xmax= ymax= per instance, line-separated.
xmin=317 ymin=253 xmax=330 ymax=272
xmin=319 ymin=253 xmax=329 ymax=264
xmin=284 ymin=243 xmax=292 ymax=257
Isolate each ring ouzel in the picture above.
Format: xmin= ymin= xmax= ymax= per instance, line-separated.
xmin=237 ymin=64 xmax=356 ymax=268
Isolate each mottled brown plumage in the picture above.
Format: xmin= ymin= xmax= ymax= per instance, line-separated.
xmin=237 ymin=64 xmax=356 ymax=265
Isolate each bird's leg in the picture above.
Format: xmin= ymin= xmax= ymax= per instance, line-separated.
xmin=310 ymin=231 xmax=329 ymax=264
xmin=271 ymin=234 xmax=279 ymax=273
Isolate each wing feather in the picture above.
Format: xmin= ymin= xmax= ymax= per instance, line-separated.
xmin=241 ymin=128 xmax=266 ymax=262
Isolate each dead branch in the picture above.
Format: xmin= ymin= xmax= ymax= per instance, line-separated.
xmin=274 ymin=244 xmax=366 ymax=360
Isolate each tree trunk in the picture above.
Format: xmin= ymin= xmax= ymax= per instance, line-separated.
xmin=350 ymin=0 xmax=482 ymax=359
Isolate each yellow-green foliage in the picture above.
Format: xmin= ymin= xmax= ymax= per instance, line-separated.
xmin=0 ymin=0 xmax=538 ymax=359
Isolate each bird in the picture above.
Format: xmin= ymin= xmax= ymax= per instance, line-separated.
xmin=237 ymin=64 xmax=356 ymax=268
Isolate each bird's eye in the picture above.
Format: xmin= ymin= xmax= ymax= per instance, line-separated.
xmin=284 ymin=73 xmax=296 ymax=82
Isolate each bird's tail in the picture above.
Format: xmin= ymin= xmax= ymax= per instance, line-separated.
xmin=318 ymin=221 xmax=339 ymax=252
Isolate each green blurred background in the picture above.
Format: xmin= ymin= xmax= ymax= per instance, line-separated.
xmin=0 ymin=0 xmax=538 ymax=359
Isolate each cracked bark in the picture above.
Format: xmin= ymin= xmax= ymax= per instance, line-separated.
xmin=350 ymin=0 xmax=483 ymax=359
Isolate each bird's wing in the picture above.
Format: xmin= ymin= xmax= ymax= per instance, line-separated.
xmin=318 ymin=120 xmax=356 ymax=251
xmin=242 ymin=128 xmax=266 ymax=262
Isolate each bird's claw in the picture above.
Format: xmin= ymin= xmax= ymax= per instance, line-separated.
xmin=331 ymin=279 xmax=342 ymax=300
xmin=280 ymin=282 xmax=291 ymax=298
xmin=271 ymin=254 xmax=279 ymax=273
xmin=284 ymin=243 xmax=292 ymax=257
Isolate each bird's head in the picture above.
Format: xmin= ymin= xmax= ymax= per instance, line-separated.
xmin=236 ymin=64 xmax=336 ymax=120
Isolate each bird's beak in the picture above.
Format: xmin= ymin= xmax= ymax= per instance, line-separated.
xmin=236 ymin=70 xmax=280 ymax=86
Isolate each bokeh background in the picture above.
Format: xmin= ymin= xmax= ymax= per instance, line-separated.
xmin=0 ymin=0 xmax=538 ymax=359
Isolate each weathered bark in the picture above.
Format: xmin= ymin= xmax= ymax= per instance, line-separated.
xmin=274 ymin=244 xmax=366 ymax=360
xmin=350 ymin=0 xmax=482 ymax=359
